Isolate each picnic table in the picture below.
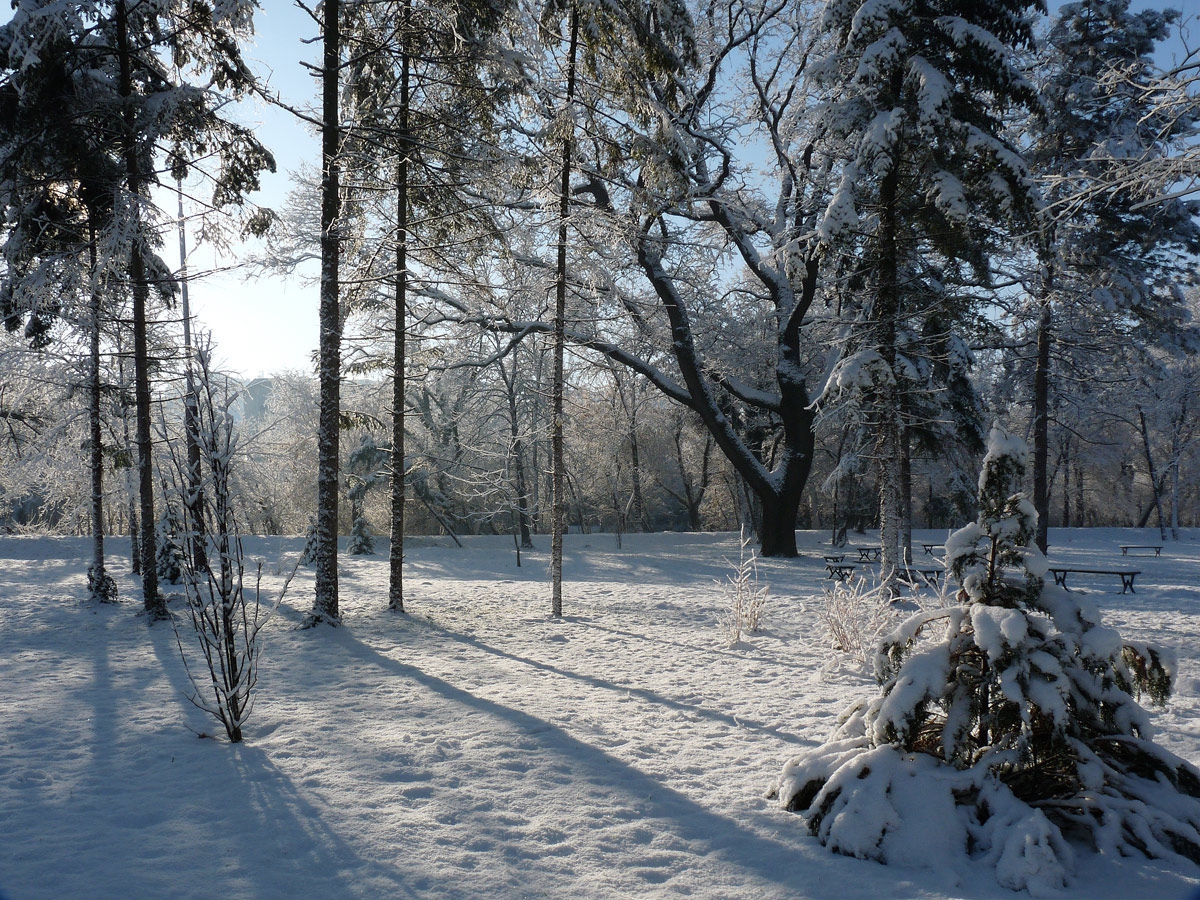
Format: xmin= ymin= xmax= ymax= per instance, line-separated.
xmin=856 ymin=546 xmax=881 ymax=562
xmin=1048 ymin=567 xmax=1141 ymax=594
xmin=921 ymin=543 xmax=944 ymax=556
xmin=1120 ymin=545 xmax=1162 ymax=557
xmin=916 ymin=567 xmax=944 ymax=586
xmin=826 ymin=563 xmax=857 ymax=582
xmin=823 ymin=554 xmax=846 ymax=564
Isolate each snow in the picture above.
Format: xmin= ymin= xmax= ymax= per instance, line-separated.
xmin=2 ymin=528 xmax=1200 ymax=900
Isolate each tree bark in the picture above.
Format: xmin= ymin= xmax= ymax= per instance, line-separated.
xmin=310 ymin=0 xmax=342 ymax=626
xmin=504 ymin=362 xmax=535 ymax=549
xmin=1033 ymin=299 xmax=1051 ymax=554
xmin=176 ymin=184 xmax=206 ymax=573
xmin=900 ymin=427 xmax=912 ymax=566
xmin=1138 ymin=408 xmax=1168 ymax=541
xmin=551 ymin=6 xmax=580 ymax=617
xmin=87 ymin=219 xmax=111 ymax=601
xmin=115 ymin=0 xmax=164 ymax=618
xmin=874 ymin=158 xmax=903 ymax=592
xmin=389 ymin=5 xmax=411 ymax=614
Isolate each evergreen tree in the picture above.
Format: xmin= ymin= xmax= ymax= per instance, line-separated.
xmin=338 ymin=0 xmax=514 ymax=610
xmin=348 ymin=513 xmax=374 ymax=555
xmin=155 ymin=502 xmax=185 ymax=585
xmin=772 ymin=424 xmax=1200 ymax=891
xmin=0 ymin=1 xmax=273 ymax=617
xmin=299 ymin=517 xmax=320 ymax=568
xmin=1025 ymin=0 xmax=1200 ymax=552
xmin=0 ymin=9 xmax=125 ymax=603
xmin=345 ymin=433 xmax=388 ymax=555
xmin=812 ymin=0 xmax=1043 ymax=589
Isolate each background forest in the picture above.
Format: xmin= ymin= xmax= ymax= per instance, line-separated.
xmin=1 ymin=0 xmax=1199 ymax=613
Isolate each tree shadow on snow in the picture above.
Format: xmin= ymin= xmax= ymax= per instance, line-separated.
xmin=320 ymin=623 xmax=815 ymax=897
xmin=399 ymin=613 xmax=809 ymax=750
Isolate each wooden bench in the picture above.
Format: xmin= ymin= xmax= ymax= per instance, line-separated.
xmin=823 ymin=554 xmax=846 ymax=564
xmin=826 ymin=563 xmax=857 ymax=582
xmin=856 ymin=547 xmax=881 ymax=562
xmin=921 ymin=543 xmax=944 ymax=556
xmin=916 ymin=567 xmax=943 ymax=586
xmin=894 ymin=566 xmax=944 ymax=586
xmin=1120 ymin=545 xmax=1162 ymax=557
xmin=1048 ymin=567 xmax=1140 ymax=594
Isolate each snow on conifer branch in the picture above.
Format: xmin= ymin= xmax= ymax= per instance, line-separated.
xmin=771 ymin=423 xmax=1200 ymax=893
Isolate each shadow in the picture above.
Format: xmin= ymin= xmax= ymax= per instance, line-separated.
xmin=397 ymin=613 xmax=808 ymax=750
xmin=138 ymin=606 xmax=419 ymax=899
xmin=317 ymin=623 xmax=813 ymax=895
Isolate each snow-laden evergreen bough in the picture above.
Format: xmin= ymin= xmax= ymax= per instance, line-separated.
xmin=770 ymin=425 xmax=1200 ymax=894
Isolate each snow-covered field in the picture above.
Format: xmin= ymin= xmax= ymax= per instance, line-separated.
xmin=2 ymin=528 xmax=1199 ymax=900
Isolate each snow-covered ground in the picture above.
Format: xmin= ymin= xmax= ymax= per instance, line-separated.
xmin=2 ymin=528 xmax=1198 ymax=900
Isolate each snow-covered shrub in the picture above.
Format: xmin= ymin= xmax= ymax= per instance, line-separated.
xmin=87 ymin=564 xmax=117 ymax=603
xmin=770 ymin=424 xmax=1200 ymax=892
xmin=719 ymin=528 xmax=769 ymax=646
xmin=819 ymin=576 xmax=906 ymax=671
xmin=168 ymin=354 xmax=294 ymax=743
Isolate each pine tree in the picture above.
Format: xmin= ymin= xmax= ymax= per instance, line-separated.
xmin=1026 ymin=0 xmax=1200 ymax=552
xmin=348 ymin=513 xmax=374 ymax=556
xmin=337 ymin=0 xmax=514 ymax=610
xmin=155 ymin=503 xmax=185 ymax=585
xmin=345 ymin=433 xmax=387 ymax=555
xmin=532 ymin=0 xmax=694 ymax=604
xmin=299 ymin=517 xmax=320 ymax=568
xmin=772 ymin=424 xmax=1200 ymax=891
xmin=812 ymin=0 xmax=1042 ymax=588
xmin=0 ymin=10 xmax=125 ymax=603
xmin=0 ymin=1 xmax=273 ymax=618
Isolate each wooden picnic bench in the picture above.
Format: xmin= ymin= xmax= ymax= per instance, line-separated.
xmin=1120 ymin=545 xmax=1162 ymax=557
xmin=823 ymin=554 xmax=846 ymax=564
xmin=916 ymin=567 xmax=944 ymax=586
xmin=921 ymin=543 xmax=944 ymax=556
xmin=893 ymin=566 xmax=945 ymax=586
xmin=856 ymin=547 xmax=881 ymax=562
xmin=1048 ymin=567 xmax=1141 ymax=594
xmin=826 ymin=563 xmax=857 ymax=582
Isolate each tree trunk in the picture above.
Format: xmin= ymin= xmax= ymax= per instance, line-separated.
xmin=1074 ymin=456 xmax=1084 ymax=527
xmin=389 ymin=10 xmax=411 ymax=614
xmin=176 ymin=184 xmax=207 ymax=573
xmin=876 ymin=412 xmax=903 ymax=588
xmin=505 ymin=366 xmax=535 ymax=549
xmin=1033 ymin=299 xmax=1051 ymax=554
xmin=1061 ymin=438 xmax=1071 ymax=528
xmin=551 ymin=5 xmax=580 ymax=618
xmin=759 ymin=488 xmax=801 ymax=557
xmin=115 ymin=0 xmax=164 ymax=618
xmin=1138 ymin=408 xmax=1168 ymax=541
xmin=874 ymin=158 xmax=902 ymax=592
xmin=119 ymin=363 xmax=140 ymax=575
xmin=87 ymin=220 xmax=111 ymax=602
xmin=628 ymin=426 xmax=647 ymax=531
xmin=900 ymin=426 xmax=912 ymax=565
xmin=310 ymin=0 xmax=342 ymax=626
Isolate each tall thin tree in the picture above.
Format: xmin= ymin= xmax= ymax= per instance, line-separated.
xmin=309 ymin=0 xmax=345 ymax=626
